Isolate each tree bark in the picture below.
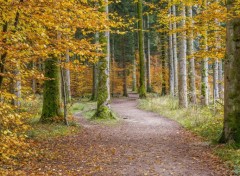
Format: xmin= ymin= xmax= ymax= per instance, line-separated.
xmin=218 ymin=59 xmax=224 ymax=99
xmin=201 ymin=0 xmax=209 ymax=106
xmin=138 ymin=0 xmax=146 ymax=98
xmin=40 ymin=57 xmax=63 ymax=123
xmin=178 ymin=3 xmax=188 ymax=108
xmin=92 ymin=33 xmax=99 ymax=101
xmin=94 ymin=0 xmax=114 ymax=119
xmin=122 ymin=36 xmax=128 ymax=97
xmin=169 ymin=7 xmax=174 ymax=96
xmin=187 ymin=5 xmax=197 ymax=104
xmin=146 ymin=15 xmax=151 ymax=92
xmin=65 ymin=49 xmax=71 ymax=103
xmin=220 ymin=0 xmax=240 ymax=144
xmin=172 ymin=5 xmax=178 ymax=97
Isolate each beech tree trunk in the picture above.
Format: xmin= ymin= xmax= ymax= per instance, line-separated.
xmin=40 ymin=57 xmax=63 ymax=123
xmin=178 ymin=3 xmax=188 ymax=108
xmin=122 ymin=36 xmax=128 ymax=97
xmin=92 ymin=33 xmax=99 ymax=101
xmin=138 ymin=0 xmax=146 ymax=98
xmin=201 ymin=0 xmax=209 ymax=106
xmin=172 ymin=5 xmax=178 ymax=97
xmin=218 ymin=59 xmax=224 ymax=99
xmin=94 ymin=0 xmax=114 ymax=119
xmin=65 ymin=49 xmax=71 ymax=103
xmin=132 ymin=42 xmax=137 ymax=92
xmin=220 ymin=0 xmax=240 ymax=144
xmin=187 ymin=5 xmax=197 ymax=104
xmin=146 ymin=15 xmax=151 ymax=92
xmin=169 ymin=7 xmax=174 ymax=96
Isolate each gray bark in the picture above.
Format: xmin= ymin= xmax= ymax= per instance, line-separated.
xmin=187 ymin=5 xmax=197 ymax=104
xmin=172 ymin=5 xmax=178 ymax=96
xmin=201 ymin=0 xmax=209 ymax=106
xmin=146 ymin=15 xmax=151 ymax=92
xmin=169 ymin=7 xmax=174 ymax=96
xmin=65 ymin=49 xmax=71 ymax=103
xmin=178 ymin=4 xmax=188 ymax=108
xmin=218 ymin=59 xmax=224 ymax=99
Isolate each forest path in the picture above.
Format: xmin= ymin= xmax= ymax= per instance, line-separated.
xmin=23 ymin=97 xmax=232 ymax=175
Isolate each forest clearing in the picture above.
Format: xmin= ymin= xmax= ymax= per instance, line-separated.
xmin=1 ymin=0 xmax=240 ymax=175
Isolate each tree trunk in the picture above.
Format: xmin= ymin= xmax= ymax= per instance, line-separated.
xmin=122 ymin=36 xmax=128 ymax=97
xmin=132 ymin=41 xmax=137 ymax=92
xmin=201 ymin=0 xmax=209 ymax=106
xmin=13 ymin=62 xmax=21 ymax=107
xmin=161 ymin=33 xmax=167 ymax=96
xmin=94 ymin=0 xmax=114 ymax=119
xmin=218 ymin=59 xmax=224 ymax=99
xmin=213 ymin=0 xmax=220 ymax=101
xmin=65 ymin=49 xmax=71 ymax=103
xmin=187 ymin=5 xmax=197 ymax=104
xmin=172 ymin=5 xmax=178 ymax=97
xmin=0 ymin=22 xmax=8 ymax=90
xmin=220 ymin=0 xmax=240 ymax=144
xmin=146 ymin=15 xmax=151 ymax=92
xmin=178 ymin=3 xmax=188 ymax=108
xmin=40 ymin=57 xmax=63 ymax=123
xmin=138 ymin=0 xmax=146 ymax=98
xmin=92 ymin=33 xmax=99 ymax=101
xmin=169 ymin=7 xmax=174 ymax=96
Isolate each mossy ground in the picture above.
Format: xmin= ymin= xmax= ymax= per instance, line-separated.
xmin=71 ymin=100 xmax=119 ymax=126
xmin=138 ymin=95 xmax=240 ymax=174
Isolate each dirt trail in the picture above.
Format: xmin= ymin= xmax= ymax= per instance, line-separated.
xmin=21 ymin=97 xmax=232 ymax=176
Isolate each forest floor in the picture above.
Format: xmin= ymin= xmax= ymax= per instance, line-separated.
xmin=14 ymin=95 xmax=233 ymax=176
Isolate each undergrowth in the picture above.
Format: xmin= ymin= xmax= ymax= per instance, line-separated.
xmin=138 ymin=96 xmax=240 ymax=174
xmin=70 ymin=99 xmax=119 ymax=126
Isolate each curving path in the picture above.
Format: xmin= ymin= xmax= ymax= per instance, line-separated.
xmin=20 ymin=97 xmax=232 ymax=175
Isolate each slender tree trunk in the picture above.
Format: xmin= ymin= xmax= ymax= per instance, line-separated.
xmin=32 ymin=61 xmax=37 ymax=94
xmin=213 ymin=0 xmax=220 ymax=101
xmin=132 ymin=41 xmax=137 ymax=92
xmin=92 ymin=33 xmax=99 ymax=101
xmin=13 ymin=62 xmax=21 ymax=107
xmin=40 ymin=57 xmax=62 ymax=123
xmin=111 ymin=36 xmax=115 ymax=96
xmin=0 ymin=22 xmax=8 ymax=90
xmin=161 ymin=33 xmax=167 ymax=96
xmin=213 ymin=60 xmax=219 ymax=101
xmin=178 ymin=3 xmax=188 ymax=108
xmin=172 ymin=5 xmax=178 ymax=97
xmin=169 ymin=7 xmax=174 ymax=96
xmin=187 ymin=5 xmax=197 ymax=104
xmin=162 ymin=33 xmax=169 ymax=95
xmin=220 ymin=0 xmax=240 ymax=144
xmin=122 ymin=36 xmax=128 ymax=97
xmin=218 ymin=59 xmax=224 ymax=99
xmin=201 ymin=0 xmax=209 ymax=106
xmin=146 ymin=15 xmax=151 ymax=92
xmin=94 ymin=0 xmax=114 ymax=119
xmin=60 ymin=64 xmax=69 ymax=126
xmin=138 ymin=0 xmax=146 ymax=98
xmin=65 ymin=49 xmax=71 ymax=103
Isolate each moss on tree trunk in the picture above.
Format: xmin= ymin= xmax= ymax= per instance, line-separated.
xmin=40 ymin=57 xmax=63 ymax=123
xmin=138 ymin=0 xmax=147 ymax=98
xmin=220 ymin=0 xmax=240 ymax=144
xmin=93 ymin=0 xmax=115 ymax=120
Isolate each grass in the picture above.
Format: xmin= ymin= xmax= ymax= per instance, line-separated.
xmin=70 ymin=99 xmax=120 ymax=126
xmin=138 ymin=95 xmax=240 ymax=174
xmin=27 ymin=122 xmax=80 ymax=140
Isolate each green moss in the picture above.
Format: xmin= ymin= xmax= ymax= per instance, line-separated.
xmin=40 ymin=57 xmax=64 ymax=124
